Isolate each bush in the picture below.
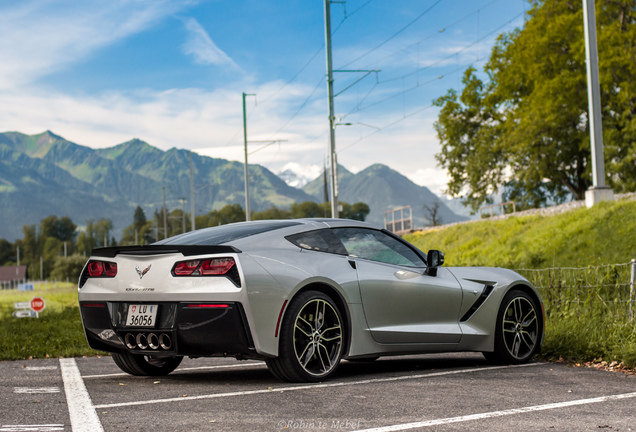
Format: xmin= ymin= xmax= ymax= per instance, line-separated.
xmin=50 ymin=254 xmax=87 ymax=282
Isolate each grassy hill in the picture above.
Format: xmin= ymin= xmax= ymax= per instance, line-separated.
xmin=406 ymin=197 xmax=636 ymax=368
xmin=404 ymin=198 xmax=636 ymax=269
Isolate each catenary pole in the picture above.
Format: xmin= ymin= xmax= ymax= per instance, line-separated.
xmin=324 ymin=0 xmax=339 ymax=218
xmin=162 ymin=186 xmax=168 ymax=239
xmin=190 ymin=151 xmax=195 ymax=231
xmin=243 ymin=92 xmax=256 ymax=221
xmin=583 ymin=0 xmax=613 ymax=206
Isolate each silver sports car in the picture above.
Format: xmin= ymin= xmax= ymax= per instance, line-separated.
xmin=78 ymin=219 xmax=544 ymax=382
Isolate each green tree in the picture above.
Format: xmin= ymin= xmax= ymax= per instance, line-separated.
xmin=340 ymin=202 xmax=370 ymax=221
xmin=50 ymin=255 xmax=87 ymax=282
xmin=120 ymin=206 xmax=155 ymax=245
xmin=0 ymin=239 xmax=12 ymax=265
xmin=252 ymin=206 xmax=291 ymax=220
xmin=133 ymin=206 xmax=146 ymax=231
xmin=76 ymin=218 xmax=114 ymax=255
xmin=434 ymin=0 xmax=636 ymax=212
xmin=196 ymin=204 xmax=246 ymax=228
xmin=290 ymin=201 xmax=323 ymax=218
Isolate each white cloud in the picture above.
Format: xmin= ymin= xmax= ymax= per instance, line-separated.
xmin=181 ymin=17 xmax=240 ymax=69
xmin=0 ymin=0 xmax=193 ymax=89
xmin=0 ymin=79 xmax=329 ymax=163
xmin=406 ymin=167 xmax=450 ymax=197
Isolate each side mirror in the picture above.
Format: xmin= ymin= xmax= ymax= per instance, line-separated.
xmin=425 ymin=250 xmax=445 ymax=276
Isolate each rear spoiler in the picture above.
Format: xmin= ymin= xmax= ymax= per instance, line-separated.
xmin=91 ymin=245 xmax=242 ymax=258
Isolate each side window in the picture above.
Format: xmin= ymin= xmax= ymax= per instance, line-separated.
xmin=286 ymin=230 xmax=348 ymax=255
xmin=333 ymin=228 xmax=425 ymax=267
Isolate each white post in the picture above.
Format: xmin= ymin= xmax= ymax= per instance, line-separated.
xmin=630 ymin=259 xmax=635 ymax=322
xmin=582 ymin=0 xmax=613 ymax=207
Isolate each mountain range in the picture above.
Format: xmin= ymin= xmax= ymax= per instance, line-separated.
xmin=0 ymin=131 xmax=466 ymax=241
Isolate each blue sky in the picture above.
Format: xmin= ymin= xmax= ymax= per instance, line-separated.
xmin=0 ymin=0 xmax=528 ymax=194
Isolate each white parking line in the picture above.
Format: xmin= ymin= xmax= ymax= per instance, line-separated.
xmin=351 ymin=392 xmax=636 ymax=432
xmin=59 ymin=358 xmax=103 ymax=432
xmin=0 ymin=425 xmax=64 ymax=432
xmin=94 ymin=362 xmax=542 ymax=409
xmin=24 ymin=367 xmax=58 ymax=371
xmin=13 ymin=388 xmax=60 ymax=394
xmin=82 ymin=361 xmax=264 ymax=379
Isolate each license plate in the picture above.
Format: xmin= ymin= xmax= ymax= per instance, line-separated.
xmin=126 ymin=304 xmax=158 ymax=327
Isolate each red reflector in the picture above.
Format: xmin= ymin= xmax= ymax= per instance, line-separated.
xmin=275 ymin=300 xmax=288 ymax=338
xmin=87 ymin=261 xmax=104 ymax=277
xmin=185 ymin=304 xmax=230 ymax=308
xmin=174 ymin=260 xmax=201 ymax=275
xmin=199 ymin=258 xmax=235 ymax=275
xmin=82 ymin=303 xmax=106 ymax=308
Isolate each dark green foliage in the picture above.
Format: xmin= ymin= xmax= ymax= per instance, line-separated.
xmin=435 ymin=0 xmax=636 ymax=212
xmin=0 ymin=239 xmax=12 ymax=265
xmin=50 ymin=255 xmax=87 ymax=282
xmin=340 ymin=202 xmax=370 ymax=221
xmin=196 ymin=204 xmax=246 ymax=228
xmin=40 ymin=215 xmax=76 ymax=242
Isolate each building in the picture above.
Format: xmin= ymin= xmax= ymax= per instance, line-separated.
xmin=0 ymin=265 xmax=28 ymax=289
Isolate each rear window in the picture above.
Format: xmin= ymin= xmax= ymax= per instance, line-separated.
xmin=286 ymin=229 xmax=348 ymax=255
xmin=155 ymin=221 xmax=301 ymax=246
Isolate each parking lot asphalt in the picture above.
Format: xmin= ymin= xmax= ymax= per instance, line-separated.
xmin=1 ymin=353 xmax=635 ymax=432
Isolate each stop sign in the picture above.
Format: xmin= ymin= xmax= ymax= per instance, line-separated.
xmin=30 ymin=297 xmax=45 ymax=313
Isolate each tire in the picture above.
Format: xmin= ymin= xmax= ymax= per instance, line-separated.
xmin=112 ymin=352 xmax=183 ymax=376
xmin=483 ymin=289 xmax=542 ymax=365
xmin=266 ymin=290 xmax=345 ymax=382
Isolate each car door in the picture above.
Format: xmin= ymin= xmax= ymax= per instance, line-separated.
xmin=332 ymin=228 xmax=463 ymax=344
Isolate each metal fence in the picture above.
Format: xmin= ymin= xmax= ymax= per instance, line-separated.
xmin=517 ymin=260 xmax=636 ymax=323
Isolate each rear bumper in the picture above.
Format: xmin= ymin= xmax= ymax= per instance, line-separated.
xmin=80 ymin=301 xmax=259 ymax=358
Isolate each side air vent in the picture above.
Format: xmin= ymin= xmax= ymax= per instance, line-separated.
xmin=460 ymin=285 xmax=494 ymax=322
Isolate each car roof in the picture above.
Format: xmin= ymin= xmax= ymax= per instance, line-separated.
xmin=153 ymin=218 xmax=382 ymax=247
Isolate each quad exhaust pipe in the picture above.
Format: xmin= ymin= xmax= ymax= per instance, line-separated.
xmin=124 ymin=332 xmax=173 ymax=351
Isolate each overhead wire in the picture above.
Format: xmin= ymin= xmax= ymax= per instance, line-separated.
xmin=337 ymin=0 xmax=444 ymax=70
xmin=252 ymin=0 xmax=378 ymax=168
xmin=340 ymin=10 xmax=525 ymax=119
xmin=356 ymin=0 xmax=500 ymax=71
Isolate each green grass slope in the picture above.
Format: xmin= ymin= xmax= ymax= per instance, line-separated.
xmin=404 ymin=198 xmax=636 ymax=269
xmin=406 ymin=197 xmax=636 ymax=368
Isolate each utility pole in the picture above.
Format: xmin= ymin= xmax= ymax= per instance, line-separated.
xmin=190 ymin=151 xmax=196 ymax=231
xmin=583 ymin=0 xmax=613 ymax=207
xmin=324 ymin=0 xmax=339 ymax=218
xmin=243 ymin=92 xmax=256 ymax=221
xmin=181 ymin=198 xmax=186 ymax=234
xmin=162 ymin=186 xmax=168 ymax=239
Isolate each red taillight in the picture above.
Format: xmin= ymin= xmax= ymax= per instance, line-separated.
xmin=87 ymin=261 xmax=103 ymax=277
xmin=172 ymin=258 xmax=235 ymax=276
xmin=200 ymin=258 xmax=235 ymax=275
xmin=87 ymin=260 xmax=117 ymax=278
xmin=104 ymin=262 xmax=117 ymax=277
xmin=173 ymin=260 xmax=201 ymax=276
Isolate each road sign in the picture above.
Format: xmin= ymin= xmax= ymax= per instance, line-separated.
xmin=30 ymin=297 xmax=45 ymax=313
xmin=14 ymin=302 xmax=30 ymax=309
xmin=12 ymin=310 xmax=38 ymax=318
